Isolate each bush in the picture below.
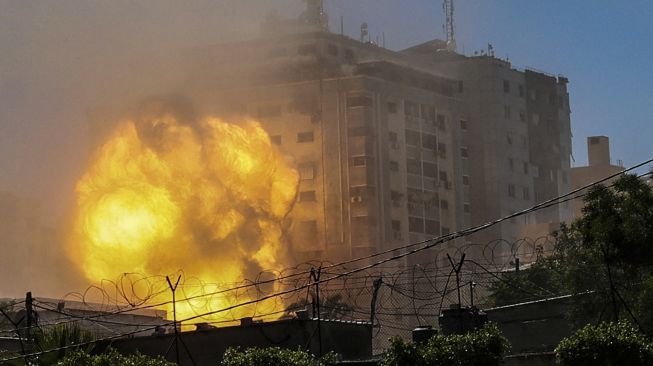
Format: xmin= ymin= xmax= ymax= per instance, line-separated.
xmin=555 ymin=321 xmax=653 ymax=366
xmin=381 ymin=323 xmax=510 ymax=366
xmin=221 ymin=347 xmax=336 ymax=366
xmin=55 ymin=348 xmax=174 ymax=366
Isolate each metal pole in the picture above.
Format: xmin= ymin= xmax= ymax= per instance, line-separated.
xmin=310 ymin=267 xmax=322 ymax=357
xmin=25 ymin=292 xmax=33 ymax=343
xmin=166 ymin=275 xmax=181 ymax=365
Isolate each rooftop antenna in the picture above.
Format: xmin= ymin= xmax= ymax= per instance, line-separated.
xmin=303 ymin=0 xmax=328 ymax=30
xmin=443 ymin=0 xmax=456 ymax=52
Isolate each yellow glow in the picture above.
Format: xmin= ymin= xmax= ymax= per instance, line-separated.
xmin=71 ymin=113 xmax=298 ymax=323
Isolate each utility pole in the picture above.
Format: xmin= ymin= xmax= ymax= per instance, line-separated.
xmin=25 ymin=292 xmax=33 ymax=343
xmin=369 ymin=278 xmax=383 ymax=327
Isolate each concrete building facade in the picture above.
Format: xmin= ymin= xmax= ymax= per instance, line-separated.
xmin=570 ymin=136 xmax=624 ymax=219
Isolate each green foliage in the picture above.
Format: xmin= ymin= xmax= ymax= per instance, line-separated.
xmin=54 ymin=348 xmax=174 ymax=366
xmin=488 ymin=173 xmax=653 ymax=332
xmin=30 ymin=324 xmax=95 ymax=366
xmin=486 ymin=256 xmax=563 ymax=307
xmin=220 ymin=347 xmax=336 ymax=366
xmin=555 ymin=321 xmax=653 ymax=366
xmin=381 ymin=323 xmax=510 ymax=366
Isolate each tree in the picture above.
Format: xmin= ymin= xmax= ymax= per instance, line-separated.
xmin=54 ymin=348 xmax=174 ymax=366
xmin=488 ymin=172 xmax=653 ymax=333
xmin=555 ymin=321 xmax=653 ymax=366
xmin=220 ymin=347 xmax=336 ymax=366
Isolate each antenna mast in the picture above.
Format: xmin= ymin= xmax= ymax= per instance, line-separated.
xmin=443 ymin=0 xmax=456 ymax=52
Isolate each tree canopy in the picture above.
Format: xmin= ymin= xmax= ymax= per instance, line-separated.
xmin=488 ymin=172 xmax=653 ymax=334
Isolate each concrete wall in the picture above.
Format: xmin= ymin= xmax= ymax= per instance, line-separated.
xmin=485 ymin=295 xmax=574 ymax=354
xmin=102 ymin=318 xmax=372 ymax=365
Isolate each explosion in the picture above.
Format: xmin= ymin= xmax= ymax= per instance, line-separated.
xmin=70 ymin=102 xmax=299 ymax=323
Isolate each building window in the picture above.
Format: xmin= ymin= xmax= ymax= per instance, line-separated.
xmin=439 ymin=171 xmax=448 ymax=181
xmin=518 ymin=84 xmax=524 ymax=97
xmin=408 ymin=217 xmax=424 ymax=233
xmin=523 ymin=187 xmax=531 ymax=200
xmin=529 ymin=89 xmax=537 ymax=101
xmin=297 ymin=131 xmax=314 ymax=142
xmin=407 ymin=159 xmax=421 ymax=175
xmin=440 ymin=199 xmax=449 ymax=209
xmin=507 ymin=134 xmax=513 ymax=145
xmin=299 ymin=163 xmax=315 ymax=180
xmin=504 ymin=105 xmax=511 ymax=119
xmin=350 ymin=186 xmax=375 ymax=203
xmin=503 ymin=80 xmax=510 ymax=93
xmin=258 ymin=105 xmax=282 ymax=118
xmin=437 ymin=114 xmax=446 ymax=131
xmin=389 ymin=160 xmax=399 ymax=172
xmin=531 ymin=113 xmax=540 ymax=126
xmin=299 ymin=191 xmax=317 ymax=202
xmin=405 ymin=129 xmax=420 ymax=146
xmin=458 ymin=80 xmax=464 ymax=93
xmin=425 ymin=219 xmax=439 ymax=235
xmin=422 ymin=133 xmax=436 ymax=150
xmin=348 ymin=126 xmax=368 ymax=137
xmin=523 ymin=162 xmax=529 ymax=174
xmin=437 ymin=143 xmax=447 ymax=159
xmin=441 ymin=227 xmax=450 ymax=235
xmin=298 ymin=44 xmax=317 ymax=55
xmin=508 ymin=184 xmax=516 ymax=198
xmin=562 ymin=171 xmax=568 ymax=184
xmin=422 ymin=162 xmax=437 ymax=178
xmin=460 ymin=119 xmax=468 ymax=131
xmin=347 ymin=95 xmax=373 ymax=108
xmin=344 ymin=48 xmax=354 ymax=61
xmin=391 ymin=191 xmax=403 ymax=207
xmin=519 ymin=111 xmax=526 ymax=122
xmin=270 ymin=135 xmax=282 ymax=145
xmin=351 ymin=156 xmax=373 ymax=167
xmin=388 ymin=131 xmax=398 ymax=143
xmin=508 ymin=158 xmax=514 ymax=171
xmin=387 ymin=102 xmax=397 ymax=113
xmin=463 ymin=203 xmax=471 ymax=213
xmin=460 ymin=147 xmax=469 ymax=158
xmin=462 ymin=175 xmax=470 ymax=185
xmin=327 ymin=43 xmax=338 ymax=56
xmin=404 ymin=101 xmax=419 ymax=117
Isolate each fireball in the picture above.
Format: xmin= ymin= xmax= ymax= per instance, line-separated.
xmin=70 ymin=105 xmax=299 ymax=323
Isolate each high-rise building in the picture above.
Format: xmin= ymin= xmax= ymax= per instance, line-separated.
xmin=180 ymin=18 xmax=572 ymax=266
xmin=402 ymin=43 xmax=572 ymax=253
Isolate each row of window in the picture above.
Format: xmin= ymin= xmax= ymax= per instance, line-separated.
xmin=507 ymin=184 xmax=531 ymax=200
xmin=270 ymin=131 xmax=315 ymax=145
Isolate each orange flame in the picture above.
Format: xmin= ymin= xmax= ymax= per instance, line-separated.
xmin=70 ymin=111 xmax=298 ymax=323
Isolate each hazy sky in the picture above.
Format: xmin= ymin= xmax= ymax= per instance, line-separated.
xmin=1 ymin=0 xmax=652 ymax=222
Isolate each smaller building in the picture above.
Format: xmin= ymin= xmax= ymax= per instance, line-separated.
xmin=570 ymin=136 xmax=624 ymax=219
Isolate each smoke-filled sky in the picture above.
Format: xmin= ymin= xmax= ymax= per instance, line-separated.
xmin=1 ymin=0 xmax=652 ymax=297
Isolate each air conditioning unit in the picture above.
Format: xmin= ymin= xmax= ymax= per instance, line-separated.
xmin=351 ymin=196 xmax=363 ymax=203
